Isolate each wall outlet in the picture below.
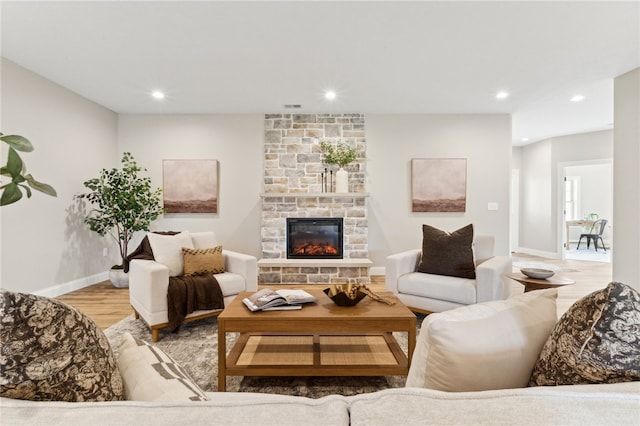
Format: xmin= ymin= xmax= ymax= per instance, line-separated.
xmin=487 ymin=202 xmax=499 ymax=211
xmin=103 ymin=248 xmax=108 ymax=257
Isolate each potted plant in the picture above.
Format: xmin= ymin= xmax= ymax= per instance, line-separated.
xmin=319 ymin=140 xmax=359 ymax=193
xmin=76 ymin=152 xmax=164 ymax=288
xmin=1 ymin=133 xmax=57 ymax=205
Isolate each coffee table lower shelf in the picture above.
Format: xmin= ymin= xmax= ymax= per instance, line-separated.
xmin=224 ymin=332 xmax=409 ymax=380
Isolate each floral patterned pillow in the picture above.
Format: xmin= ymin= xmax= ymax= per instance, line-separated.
xmin=0 ymin=290 xmax=124 ymax=401
xmin=529 ymin=281 xmax=640 ymax=386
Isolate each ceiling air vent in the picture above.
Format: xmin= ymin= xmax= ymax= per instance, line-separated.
xmin=283 ymin=104 xmax=302 ymax=109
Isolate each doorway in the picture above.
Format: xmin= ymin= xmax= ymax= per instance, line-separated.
xmin=560 ymin=160 xmax=612 ymax=262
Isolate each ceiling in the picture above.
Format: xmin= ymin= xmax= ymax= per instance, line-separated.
xmin=1 ymin=1 xmax=638 ymax=145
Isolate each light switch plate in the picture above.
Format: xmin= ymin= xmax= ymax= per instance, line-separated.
xmin=488 ymin=202 xmax=499 ymax=211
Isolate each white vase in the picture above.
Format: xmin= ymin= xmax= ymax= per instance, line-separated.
xmin=335 ymin=167 xmax=348 ymax=193
xmin=109 ymin=268 xmax=129 ymax=288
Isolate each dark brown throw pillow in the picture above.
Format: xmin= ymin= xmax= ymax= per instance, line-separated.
xmin=416 ymin=224 xmax=476 ymax=279
xmin=0 ymin=290 xmax=124 ymax=402
xmin=529 ymin=281 xmax=640 ymax=386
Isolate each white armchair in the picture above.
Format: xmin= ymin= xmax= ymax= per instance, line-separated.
xmin=385 ymin=235 xmax=511 ymax=314
xmin=129 ymin=231 xmax=257 ymax=341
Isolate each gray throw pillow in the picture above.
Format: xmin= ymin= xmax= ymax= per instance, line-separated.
xmin=417 ymin=224 xmax=476 ymax=279
xmin=529 ymin=281 xmax=640 ymax=386
xmin=0 ymin=290 xmax=124 ymax=402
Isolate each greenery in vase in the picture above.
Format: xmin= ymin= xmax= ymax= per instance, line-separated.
xmin=319 ymin=140 xmax=359 ymax=168
xmin=75 ymin=152 xmax=164 ymax=268
xmin=1 ymin=133 xmax=57 ymax=206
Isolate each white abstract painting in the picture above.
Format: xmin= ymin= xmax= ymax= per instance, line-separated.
xmin=163 ymin=159 xmax=218 ymax=213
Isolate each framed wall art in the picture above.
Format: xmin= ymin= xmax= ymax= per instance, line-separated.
xmin=411 ymin=158 xmax=467 ymax=212
xmin=163 ymin=159 xmax=218 ymax=213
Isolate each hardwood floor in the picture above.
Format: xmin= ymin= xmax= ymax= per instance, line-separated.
xmin=509 ymin=253 xmax=611 ymax=317
xmin=56 ymin=282 xmax=132 ymax=330
xmin=56 ymin=255 xmax=611 ymax=330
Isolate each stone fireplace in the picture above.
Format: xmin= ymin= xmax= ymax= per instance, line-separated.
xmin=258 ymin=113 xmax=371 ymax=285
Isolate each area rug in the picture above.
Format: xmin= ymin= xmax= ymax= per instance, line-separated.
xmin=104 ymin=314 xmax=424 ymax=398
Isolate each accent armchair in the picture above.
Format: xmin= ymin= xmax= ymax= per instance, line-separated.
xmin=129 ymin=231 xmax=257 ymax=341
xmin=385 ymin=235 xmax=512 ymax=314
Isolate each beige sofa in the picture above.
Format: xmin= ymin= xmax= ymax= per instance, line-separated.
xmin=3 ymin=277 xmax=638 ymax=425
xmin=2 ymin=382 xmax=638 ymax=425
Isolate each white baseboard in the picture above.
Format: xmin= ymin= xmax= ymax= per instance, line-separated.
xmin=369 ymin=266 xmax=385 ymax=276
xmin=33 ymin=271 xmax=110 ymax=298
xmin=513 ymin=247 xmax=561 ymax=260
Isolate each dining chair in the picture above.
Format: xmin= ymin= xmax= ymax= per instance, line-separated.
xmin=576 ymin=219 xmax=608 ymax=252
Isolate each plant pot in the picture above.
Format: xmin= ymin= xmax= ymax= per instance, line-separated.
xmin=335 ymin=167 xmax=348 ymax=193
xmin=109 ymin=268 xmax=129 ymax=288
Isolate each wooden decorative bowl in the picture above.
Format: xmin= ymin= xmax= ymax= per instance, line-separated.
xmin=323 ymin=288 xmax=367 ymax=306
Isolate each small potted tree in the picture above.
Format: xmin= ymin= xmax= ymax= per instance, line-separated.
xmin=319 ymin=140 xmax=359 ymax=193
xmin=76 ymin=152 xmax=164 ymax=287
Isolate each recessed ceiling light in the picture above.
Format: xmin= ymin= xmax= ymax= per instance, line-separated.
xmin=324 ymin=91 xmax=337 ymax=100
xmin=570 ymin=95 xmax=585 ymax=102
xmin=521 ymin=137 xmax=529 ymax=142
xmin=495 ymin=91 xmax=509 ymax=100
xmin=151 ymin=90 xmax=165 ymax=100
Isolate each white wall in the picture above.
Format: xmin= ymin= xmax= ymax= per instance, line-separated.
xmin=1 ymin=59 xmax=118 ymax=295
xmin=517 ymin=140 xmax=554 ymax=255
xmin=119 ymin=114 xmax=513 ymax=267
xmin=613 ymin=68 xmax=640 ymax=288
xmin=516 ymin=130 xmax=613 ymax=257
xmin=366 ymin=114 xmax=512 ymax=265
xmin=3 ymin=61 xmax=634 ymax=294
xmin=117 ymin=115 xmax=264 ymax=257
xmin=0 ymin=62 xmax=514 ymax=292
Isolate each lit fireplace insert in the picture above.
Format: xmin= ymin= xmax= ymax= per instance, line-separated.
xmin=286 ymin=218 xmax=343 ymax=259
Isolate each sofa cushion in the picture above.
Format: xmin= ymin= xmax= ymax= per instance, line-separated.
xmin=417 ymin=224 xmax=476 ymax=279
xmin=348 ymin=383 xmax=640 ymax=426
xmin=190 ymin=231 xmax=219 ymax=249
xmin=0 ymin=393 xmax=353 ymax=426
xmin=0 ymin=290 xmax=124 ymax=402
xmin=398 ymin=272 xmax=476 ymax=305
xmin=183 ymin=246 xmax=225 ymax=275
xmin=529 ymin=281 xmax=640 ymax=386
xmin=191 ymin=231 xmax=220 ymax=248
xmin=117 ymin=332 xmax=208 ymax=402
xmin=147 ymin=231 xmax=194 ymax=276
xmin=406 ymin=289 xmax=558 ymax=392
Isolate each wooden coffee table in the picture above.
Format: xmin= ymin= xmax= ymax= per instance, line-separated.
xmin=217 ymin=289 xmax=416 ymax=391
xmin=505 ymin=272 xmax=575 ymax=293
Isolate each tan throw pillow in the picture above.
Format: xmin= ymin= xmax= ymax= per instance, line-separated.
xmin=529 ymin=281 xmax=640 ymax=386
xmin=117 ymin=333 xmax=208 ymax=401
xmin=405 ymin=289 xmax=558 ymax=392
xmin=183 ymin=246 xmax=225 ymax=275
xmin=146 ymin=231 xmax=194 ymax=276
xmin=0 ymin=290 xmax=124 ymax=402
xmin=416 ymin=223 xmax=476 ymax=279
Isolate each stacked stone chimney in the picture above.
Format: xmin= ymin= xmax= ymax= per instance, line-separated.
xmin=258 ymin=113 xmax=371 ymax=285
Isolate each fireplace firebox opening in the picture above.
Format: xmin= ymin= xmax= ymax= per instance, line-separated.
xmin=286 ymin=218 xmax=343 ymax=259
